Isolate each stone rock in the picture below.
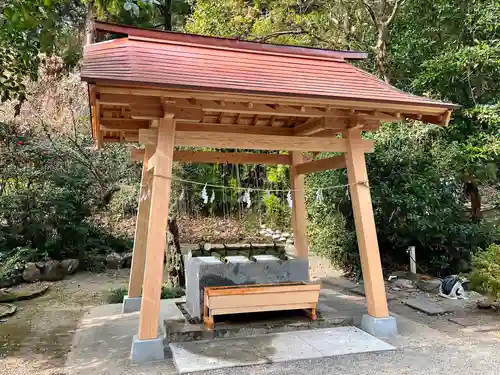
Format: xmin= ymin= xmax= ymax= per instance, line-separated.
xmin=106 ymin=253 xmax=123 ymax=269
xmin=417 ymin=278 xmax=442 ymax=293
xmin=260 ymin=224 xmax=266 ymax=229
xmin=286 ymin=238 xmax=294 ymax=245
xmin=391 ymin=278 xmax=415 ymax=290
xmin=61 ymin=259 xmax=79 ymax=275
xmin=259 ymin=230 xmax=266 ymax=235
xmin=121 ymin=252 xmax=133 ymax=268
xmin=278 ymin=237 xmax=286 ymax=242
xmin=281 ymin=232 xmax=291 ymax=238
xmin=22 ymin=262 xmax=41 ymax=283
xmin=477 ymin=299 xmax=493 ymax=309
xmin=456 ymin=259 xmax=470 ymax=273
xmin=40 ymin=260 xmax=66 ymax=281
xmin=264 ymin=232 xmax=273 ymax=237
xmin=274 ymin=230 xmax=282 ymax=235
xmin=86 ymin=255 xmax=106 ymax=273
xmin=272 ymin=234 xmax=281 ymax=240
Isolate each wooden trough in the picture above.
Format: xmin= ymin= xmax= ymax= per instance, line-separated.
xmin=203 ymin=282 xmax=321 ymax=330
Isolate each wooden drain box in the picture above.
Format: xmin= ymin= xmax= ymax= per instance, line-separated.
xmin=203 ymin=282 xmax=320 ymax=330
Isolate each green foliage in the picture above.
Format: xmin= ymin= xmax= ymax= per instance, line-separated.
xmin=107 ymin=284 xmax=185 ymax=303
xmin=108 ymin=286 xmax=129 ymax=303
xmin=0 ymin=120 xmax=137 ymax=265
xmin=108 ymin=183 xmax=140 ymax=218
xmin=263 ymin=193 xmax=290 ymax=230
xmin=0 ymin=0 xmax=85 ymax=108
xmin=308 ymin=124 xmax=500 ymax=275
xmin=469 ymin=244 xmax=500 ymax=298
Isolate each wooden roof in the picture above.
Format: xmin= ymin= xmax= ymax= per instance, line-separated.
xmin=82 ymin=22 xmax=457 ymax=147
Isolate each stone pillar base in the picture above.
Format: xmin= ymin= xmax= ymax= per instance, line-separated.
xmin=361 ymin=314 xmax=398 ymax=338
xmin=122 ymin=296 xmax=142 ymax=313
xmin=131 ymin=334 xmax=164 ymax=363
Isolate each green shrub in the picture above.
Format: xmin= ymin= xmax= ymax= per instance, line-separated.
xmin=307 ymin=124 xmax=500 ymax=275
xmin=263 ymin=193 xmax=290 ymax=230
xmin=469 ymin=244 xmax=500 ymax=298
xmin=107 ymin=285 xmax=185 ymax=304
xmin=108 ymin=183 xmax=140 ymax=218
xmin=108 ymin=286 xmax=129 ymax=304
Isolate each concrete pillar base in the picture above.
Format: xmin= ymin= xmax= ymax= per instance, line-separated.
xmin=361 ymin=314 xmax=398 ymax=338
xmin=131 ymin=334 xmax=164 ymax=363
xmin=122 ymin=296 xmax=142 ymax=313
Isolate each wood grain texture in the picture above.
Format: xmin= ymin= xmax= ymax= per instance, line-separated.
xmin=294 ymin=155 xmax=346 ymax=175
xmin=291 ymin=152 xmax=309 ymax=258
xmin=138 ymin=118 xmax=175 ymax=340
xmin=344 ymin=128 xmax=389 ymax=318
xmin=128 ymin=146 xmax=154 ymax=297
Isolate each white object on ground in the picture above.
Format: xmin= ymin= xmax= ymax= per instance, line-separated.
xmin=408 ymin=246 xmax=416 ymax=274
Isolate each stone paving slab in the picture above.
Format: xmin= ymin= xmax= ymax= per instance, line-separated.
xmin=350 ymin=285 xmax=398 ymax=301
xmin=402 ymin=297 xmax=451 ymax=315
xmin=169 ymin=326 xmax=395 ymax=373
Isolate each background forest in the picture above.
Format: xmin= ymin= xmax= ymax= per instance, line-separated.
xmin=0 ymin=0 xmax=499 ymax=286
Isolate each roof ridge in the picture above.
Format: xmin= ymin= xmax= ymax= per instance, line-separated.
xmin=93 ymin=21 xmax=367 ymax=61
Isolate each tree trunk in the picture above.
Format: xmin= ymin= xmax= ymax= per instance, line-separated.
xmin=465 ymin=181 xmax=482 ymax=218
xmin=375 ymin=24 xmax=390 ymax=83
xmin=362 ymin=0 xmax=403 ymax=83
xmin=85 ymin=1 xmax=95 ymax=46
xmin=166 ymin=217 xmax=185 ymax=288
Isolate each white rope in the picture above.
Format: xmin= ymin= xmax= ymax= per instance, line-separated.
xmin=142 ymin=174 xmax=367 ymax=192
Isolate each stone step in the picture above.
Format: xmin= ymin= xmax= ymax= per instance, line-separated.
xmin=164 ymin=303 xmax=353 ymax=343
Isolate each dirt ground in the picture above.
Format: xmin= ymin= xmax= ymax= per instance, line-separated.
xmin=0 ymin=270 xmax=131 ymax=375
xmin=0 ymin=254 xmax=339 ymax=375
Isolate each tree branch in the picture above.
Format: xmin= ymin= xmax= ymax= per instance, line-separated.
xmin=362 ymin=0 xmax=378 ymax=25
xmin=386 ymin=0 xmax=404 ymax=25
xmin=252 ymin=30 xmax=306 ymax=42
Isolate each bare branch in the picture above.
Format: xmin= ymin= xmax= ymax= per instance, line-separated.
xmin=386 ymin=0 xmax=404 ymax=25
xmin=362 ymin=0 xmax=378 ymax=25
xmin=252 ymin=30 xmax=306 ymax=42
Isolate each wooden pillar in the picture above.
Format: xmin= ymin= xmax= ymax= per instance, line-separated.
xmin=344 ymin=128 xmax=389 ymax=318
xmin=290 ymin=152 xmax=309 ymax=258
xmin=128 ymin=145 xmax=155 ymax=298
xmin=138 ymin=118 xmax=175 ymax=340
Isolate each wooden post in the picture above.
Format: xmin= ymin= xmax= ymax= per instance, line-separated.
xmin=138 ymin=118 xmax=175 ymax=340
xmin=344 ymin=128 xmax=389 ymax=318
xmin=290 ymin=152 xmax=309 ymax=258
xmin=128 ymin=145 xmax=155 ymax=298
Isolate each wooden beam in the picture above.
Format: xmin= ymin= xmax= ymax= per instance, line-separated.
xmin=176 ymin=122 xmax=293 ymax=136
xmin=139 ymin=128 xmax=374 ymax=152
xmin=290 ymin=152 xmax=308 ymax=258
xmin=294 ymin=155 xmax=346 ymax=175
xmin=95 ymin=100 xmax=103 ymax=148
xmin=130 ymin=104 xmax=203 ymax=122
xmin=128 ymin=145 xmax=155 ymax=299
xmin=147 ymin=153 xmax=157 ymax=172
xmin=293 ymin=117 xmax=379 ymax=136
xmin=98 ymin=93 xmax=160 ymax=107
xmin=96 ymin=85 xmax=452 ymax=116
xmin=293 ymin=118 xmax=324 ymax=135
xmin=344 ymin=127 xmax=389 ymax=318
xmin=171 ymin=98 xmax=330 ymax=118
xmin=131 ymin=149 xmax=291 ymax=165
xmin=174 ymin=150 xmax=291 ymax=165
xmin=100 ymin=118 xmax=150 ymax=131
xmin=130 ymin=147 xmax=145 ymax=161
xmin=138 ymin=118 xmax=175 ymax=340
